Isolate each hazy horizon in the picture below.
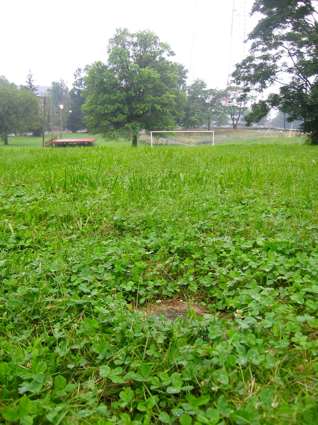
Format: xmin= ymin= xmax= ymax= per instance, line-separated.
xmin=1 ymin=0 xmax=257 ymax=89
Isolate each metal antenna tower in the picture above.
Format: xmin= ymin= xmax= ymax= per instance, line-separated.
xmin=227 ymin=0 xmax=249 ymax=85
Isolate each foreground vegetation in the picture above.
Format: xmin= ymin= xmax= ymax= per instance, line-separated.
xmin=1 ymin=140 xmax=318 ymax=424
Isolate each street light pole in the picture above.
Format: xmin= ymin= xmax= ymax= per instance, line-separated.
xmin=59 ymin=104 xmax=64 ymax=138
xmin=42 ymin=96 xmax=47 ymax=147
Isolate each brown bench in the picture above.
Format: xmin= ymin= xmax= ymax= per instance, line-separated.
xmin=49 ymin=138 xmax=96 ymax=147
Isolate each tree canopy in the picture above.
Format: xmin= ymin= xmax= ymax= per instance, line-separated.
xmin=83 ymin=29 xmax=187 ymax=145
xmin=48 ymin=80 xmax=70 ymax=130
xmin=233 ymin=0 xmax=318 ymax=142
xmin=183 ymin=80 xmax=229 ymax=129
xmin=224 ymin=86 xmax=249 ymax=129
xmin=0 ymin=78 xmax=39 ymax=144
xmin=67 ymin=69 xmax=85 ymax=132
xmin=184 ymin=80 xmax=210 ymax=128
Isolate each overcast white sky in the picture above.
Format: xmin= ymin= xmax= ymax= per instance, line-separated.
xmin=1 ymin=0 xmax=256 ymax=89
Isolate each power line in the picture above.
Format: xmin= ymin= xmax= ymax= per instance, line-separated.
xmin=227 ymin=0 xmax=249 ymax=86
xmin=227 ymin=0 xmax=236 ymax=85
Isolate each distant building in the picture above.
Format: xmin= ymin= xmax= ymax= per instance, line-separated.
xmin=36 ymin=86 xmax=49 ymax=97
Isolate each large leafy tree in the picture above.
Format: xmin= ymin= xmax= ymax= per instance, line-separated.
xmin=0 ymin=77 xmax=39 ymax=145
xmin=48 ymin=80 xmax=70 ymax=130
xmin=67 ymin=69 xmax=85 ymax=132
xmin=184 ymin=80 xmax=229 ymax=129
xmin=224 ymin=86 xmax=249 ymax=129
xmin=233 ymin=0 xmax=318 ymax=143
xmin=184 ymin=80 xmax=210 ymax=128
xmin=208 ymin=88 xmax=229 ymax=128
xmin=23 ymin=72 xmax=46 ymax=137
xmin=83 ymin=29 xmax=187 ymax=146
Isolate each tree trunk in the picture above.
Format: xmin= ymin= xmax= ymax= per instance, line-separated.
xmin=207 ymin=117 xmax=211 ymax=131
xmin=3 ymin=134 xmax=8 ymax=145
xmin=310 ymin=130 xmax=318 ymax=145
xmin=132 ymin=132 xmax=138 ymax=147
xmin=231 ymin=114 xmax=237 ymax=129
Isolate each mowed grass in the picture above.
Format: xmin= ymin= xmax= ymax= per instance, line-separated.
xmin=1 ymin=140 xmax=318 ymax=424
xmin=2 ymin=129 xmax=304 ymax=148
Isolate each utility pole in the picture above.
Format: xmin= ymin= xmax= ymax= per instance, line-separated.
xmin=42 ymin=96 xmax=47 ymax=147
xmin=227 ymin=0 xmax=236 ymax=86
xmin=227 ymin=0 xmax=249 ymax=85
xmin=59 ymin=104 xmax=64 ymax=138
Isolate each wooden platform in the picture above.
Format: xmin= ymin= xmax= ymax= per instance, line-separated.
xmin=49 ymin=138 xmax=96 ymax=147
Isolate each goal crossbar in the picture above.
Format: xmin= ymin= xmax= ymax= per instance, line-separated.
xmin=150 ymin=130 xmax=215 ymax=147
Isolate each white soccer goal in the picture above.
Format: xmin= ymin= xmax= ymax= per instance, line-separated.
xmin=149 ymin=130 xmax=215 ymax=147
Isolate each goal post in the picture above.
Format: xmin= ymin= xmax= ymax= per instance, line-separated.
xmin=149 ymin=130 xmax=215 ymax=147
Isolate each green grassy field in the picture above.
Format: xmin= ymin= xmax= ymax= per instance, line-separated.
xmin=1 ymin=139 xmax=318 ymax=424
xmin=1 ymin=134 xmax=128 ymax=148
xmin=1 ymin=129 xmax=305 ymax=148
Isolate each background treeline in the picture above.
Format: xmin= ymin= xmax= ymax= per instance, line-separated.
xmin=0 ymin=25 xmax=307 ymax=146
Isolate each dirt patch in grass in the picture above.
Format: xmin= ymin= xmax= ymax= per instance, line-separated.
xmin=139 ymin=298 xmax=207 ymax=320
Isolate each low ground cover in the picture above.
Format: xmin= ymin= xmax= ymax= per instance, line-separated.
xmin=0 ymin=140 xmax=318 ymax=424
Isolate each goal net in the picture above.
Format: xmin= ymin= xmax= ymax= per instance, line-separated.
xmin=149 ymin=130 xmax=215 ymax=147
